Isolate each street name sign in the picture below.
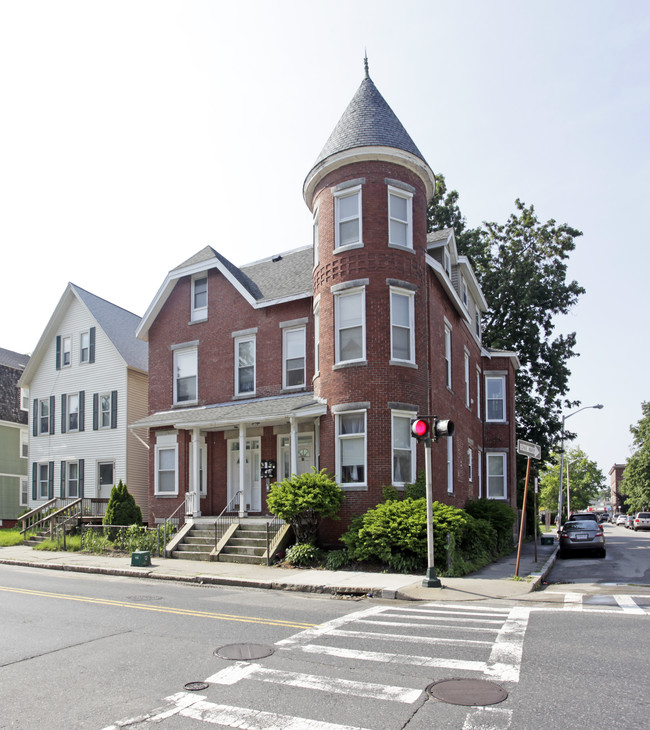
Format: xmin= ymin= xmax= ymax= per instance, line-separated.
xmin=516 ymin=439 xmax=541 ymax=460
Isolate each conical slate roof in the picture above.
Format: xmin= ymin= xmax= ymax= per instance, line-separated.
xmin=314 ymin=72 xmax=426 ymax=167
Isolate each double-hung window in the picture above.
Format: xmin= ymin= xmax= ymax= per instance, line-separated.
xmin=464 ymin=351 xmax=470 ymax=408
xmin=235 ymin=335 xmax=256 ymax=396
xmin=447 ymin=436 xmax=454 ymax=493
xmin=486 ymin=375 xmax=506 ymax=422
xmin=476 ymin=369 xmax=482 ymax=420
xmin=335 ymin=288 xmax=365 ymax=364
xmin=39 ymin=399 xmax=50 ymax=435
xmin=444 ymin=325 xmax=452 ymax=389
xmin=388 ymin=186 xmax=413 ymax=248
xmin=155 ymin=435 xmax=178 ymax=495
xmin=68 ymin=393 xmax=80 ymax=431
xmin=173 ymin=347 xmax=198 ymax=404
xmin=334 ymin=186 xmax=362 ymax=249
xmin=67 ymin=461 xmax=79 ymax=498
xmin=38 ymin=463 xmax=50 ymax=499
xmin=392 ymin=412 xmax=415 ymax=485
xmin=390 ymin=288 xmax=414 ymax=363
xmin=191 ymin=276 xmax=208 ymax=321
xmin=468 ymin=448 xmax=473 ymax=483
xmin=99 ymin=393 xmax=111 ymax=428
xmin=282 ymin=326 xmax=306 ymax=389
xmin=62 ymin=336 xmax=71 ymax=367
xmin=336 ymin=411 xmax=366 ymax=486
xmin=80 ymin=332 xmax=90 ymax=363
xmin=486 ymin=453 xmax=507 ymax=499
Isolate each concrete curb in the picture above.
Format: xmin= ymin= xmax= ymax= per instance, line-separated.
xmin=527 ymin=545 xmax=559 ymax=591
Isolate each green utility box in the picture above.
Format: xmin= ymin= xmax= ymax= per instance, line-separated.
xmin=540 ymin=533 xmax=555 ymax=546
xmin=131 ymin=550 xmax=151 ymax=567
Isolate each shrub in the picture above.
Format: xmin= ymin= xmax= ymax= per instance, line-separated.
xmin=103 ymin=481 xmax=142 ymax=539
xmin=381 ymin=484 xmax=400 ymax=502
xmin=267 ymin=468 xmax=344 ymax=544
xmin=325 ymin=548 xmax=352 ymax=571
xmin=403 ymin=470 xmax=426 ymax=500
xmin=464 ymin=498 xmax=516 ymax=555
xmin=284 ymin=543 xmax=324 ymax=567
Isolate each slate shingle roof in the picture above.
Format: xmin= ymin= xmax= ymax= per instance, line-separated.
xmin=314 ymin=74 xmax=426 ymax=168
xmin=0 ymin=347 xmax=29 ymax=370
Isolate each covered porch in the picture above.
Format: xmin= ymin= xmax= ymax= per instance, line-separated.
xmin=131 ymin=392 xmax=328 ymax=524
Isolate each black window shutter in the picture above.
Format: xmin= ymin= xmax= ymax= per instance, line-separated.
xmin=111 ymin=390 xmax=118 ymax=429
xmin=79 ymin=459 xmax=84 ymax=498
xmin=93 ymin=393 xmax=99 ymax=430
xmin=32 ymin=462 xmax=37 ymax=500
xmin=60 ymin=461 xmax=66 ymax=497
xmin=79 ymin=391 xmax=85 ymax=431
xmin=33 ymin=399 xmax=38 ymax=437
xmin=89 ymin=327 xmax=96 ymax=363
xmin=56 ymin=336 xmax=61 ymax=370
xmin=48 ymin=461 xmax=54 ymax=500
xmin=61 ymin=393 xmax=67 ymax=434
xmin=49 ymin=395 xmax=56 ymax=435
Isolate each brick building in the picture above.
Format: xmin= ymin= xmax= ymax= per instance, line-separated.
xmin=134 ymin=67 xmax=518 ymax=542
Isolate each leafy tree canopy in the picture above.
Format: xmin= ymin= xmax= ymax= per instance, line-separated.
xmin=428 ymin=174 xmax=585 ymax=462
xmin=622 ymin=402 xmax=650 ymax=512
xmin=538 ymin=445 xmax=605 ymax=514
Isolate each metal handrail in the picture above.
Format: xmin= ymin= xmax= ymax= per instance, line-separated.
xmin=163 ymin=498 xmax=188 ymax=554
xmin=214 ymin=490 xmax=243 ymax=549
xmin=265 ymin=514 xmax=284 ymax=566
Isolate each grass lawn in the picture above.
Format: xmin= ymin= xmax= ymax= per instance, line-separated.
xmin=0 ymin=529 xmax=24 ymax=547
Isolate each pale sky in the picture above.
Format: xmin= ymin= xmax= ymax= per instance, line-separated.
xmin=1 ymin=0 xmax=648 ymax=480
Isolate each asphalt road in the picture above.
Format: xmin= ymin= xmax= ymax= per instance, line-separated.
xmin=2 ymin=528 xmax=650 ymax=729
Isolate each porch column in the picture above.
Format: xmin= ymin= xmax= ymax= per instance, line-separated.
xmin=238 ymin=422 xmax=247 ymax=518
xmin=313 ymin=416 xmax=320 ymax=471
xmin=191 ymin=427 xmax=201 ymax=517
xmin=289 ymin=416 xmax=298 ymax=477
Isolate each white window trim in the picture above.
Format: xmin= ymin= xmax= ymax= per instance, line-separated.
xmin=313 ymin=301 xmax=320 ymax=377
xmin=155 ymin=435 xmax=179 ymax=496
xmin=234 ymin=335 xmax=256 ymax=397
xmin=485 ymin=375 xmax=507 ymax=423
xmin=464 ymin=350 xmax=470 ymax=408
xmin=20 ymin=477 xmax=29 ymax=507
xmin=468 ymin=448 xmax=473 ymax=483
xmin=443 ymin=247 xmax=451 ymax=277
xmin=444 ymin=324 xmax=452 ymax=390
xmin=387 ymin=185 xmax=413 ymax=249
xmin=390 ymin=287 xmax=415 ymax=364
xmin=173 ymin=346 xmax=198 ymax=405
xmin=335 ymin=409 xmax=367 ymax=488
xmin=67 ymin=460 xmax=80 ymax=498
xmin=68 ymin=392 xmax=80 ymax=432
xmin=476 ymin=368 xmax=482 ymax=421
xmin=282 ymin=326 xmax=306 ymax=390
xmin=99 ymin=393 xmax=111 ymax=429
xmin=334 ymin=287 xmax=366 ymax=365
xmin=61 ymin=335 xmax=72 ymax=368
xmin=20 ymin=388 xmax=29 ymax=412
xmin=191 ymin=275 xmax=208 ymax=322
xmin=97 ymin=461 xmax=115 ymax=492
xmin=334 ymin=185 xmax=363 ymax=251
xmin=80 ymin=331 xmax=90 ymax=364
xmin=478 ymin=449 xmax=483 ymax=497
xmin=39 ymin=398 xmax=50 ymax=435
xmin=391 ymin=410 xmax=416 ymax=486
xmin=38 ymin=462 xmax=49 ymax=500
xmin=189 ymin=435 xmax=208 ymax=497
xmin=447 ymin=436 xmax=454 ymax=494
xmin=486 ymin=452 xmax=507 ymax=500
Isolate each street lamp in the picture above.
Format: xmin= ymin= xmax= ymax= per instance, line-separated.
xmin=557 ymin=404 xmax=603 ymax=528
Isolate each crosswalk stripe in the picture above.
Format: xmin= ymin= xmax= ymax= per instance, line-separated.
xmin=207 ymin=662 xmax=423 ymax=703
xmin=351 ymin=620 xmax=500 ymax=634
xmin=325 ymin=627 xmax=494 ymax=645
xmin=613 ymin=595 xmax=645 ymax=614
xmin=485 ymin=606 xmax=530 ymax=683
xmin=292 ymin=642 xmax=490 ymax=674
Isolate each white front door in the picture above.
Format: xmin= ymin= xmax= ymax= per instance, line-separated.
xmin=228 ymin=438 xmax=261 ymax=512
xmin=278 ymin=434 xmax=315 ymax=480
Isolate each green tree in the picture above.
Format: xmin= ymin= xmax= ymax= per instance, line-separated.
xmin=622 ymin=402 xmax=650 ymax=512
xmin=103 ymin=480 xmax=142 ymax=539
xmin=538 ymin=446 xmax=605 ymax=515
xmin=428 ymin=176 xmax=585 ymax=463
xmin=267 ymin=468 xmax=344 ymax=544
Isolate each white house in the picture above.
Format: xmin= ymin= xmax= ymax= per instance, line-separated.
xmin=18 ymin=283 xmax=149 ymax=519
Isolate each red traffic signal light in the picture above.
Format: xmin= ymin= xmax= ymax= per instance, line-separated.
xmin=411 ymin=418 xmax=430 ymax=441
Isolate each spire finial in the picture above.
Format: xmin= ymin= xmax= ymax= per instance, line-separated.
xmin=364 ymin=51 xmax=369 ymax=79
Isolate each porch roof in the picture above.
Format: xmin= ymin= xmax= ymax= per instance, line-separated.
xmin=130 ymin=392 xmax=327 ymax=432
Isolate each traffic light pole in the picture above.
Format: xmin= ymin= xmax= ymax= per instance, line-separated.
xmin=423 ymin=437 xmax=442 ymax=588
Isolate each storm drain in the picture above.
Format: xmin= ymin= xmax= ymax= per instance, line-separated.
xmin=215 ymin=643 xmax=274 ymax=661
xmin=426 ymin=678 xmax=508 ymax=706
xmin=184 ymin=682 xmax=209 ymax=691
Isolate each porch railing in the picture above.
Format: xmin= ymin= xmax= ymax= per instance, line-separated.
xmin=265 ymin=514 xmax=285 ymax=566
xmin=18 ymin=498 xmax=109 ymax=536
xmin=163 ymin=499 xmax=188 ymax=554
xmin=214 ymin=490 xmax=243 ymax=549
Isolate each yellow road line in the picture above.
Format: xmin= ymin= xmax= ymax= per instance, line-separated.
xmin=0 ymin=585 xmax=317 ymax=629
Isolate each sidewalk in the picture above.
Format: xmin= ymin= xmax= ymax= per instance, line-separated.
xmin=0 ymin=537 xmax=557 ymax=602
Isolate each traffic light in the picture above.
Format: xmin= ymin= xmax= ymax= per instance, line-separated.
xmin=411 ymin=417 xmax=455 ymax=443
xmin=411 ymin=418 xmax=430 ymax=442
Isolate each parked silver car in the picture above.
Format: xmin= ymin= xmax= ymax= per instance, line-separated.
xmin=558 ymin=519 xmax=606 ymax=559
xmin=632 ymin=512 xmax=650 ymax=531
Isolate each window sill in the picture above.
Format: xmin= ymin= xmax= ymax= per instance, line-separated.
xmin=153 ymin=493 xmax=179 ymax=498
xmin=281 ymin=386 xmax=307 ymax=394
xmin=333 ymin=360 xmax=367 ymax=371
xmin=340 ymin=484 xmax=368 ymax=491
xmin=389 ymin=359 xmax=417 ymax=369
xmin=233 ymin=392 xmax=256 ymax=400
xmin=172 ymin=401 xmax=199 ymax=409
xmin=334 ymin=242 xmax=364 ymax=254
xmin=388 ymin=243 xmax=415 ymax=253
xmin=189 ymin=316 xmax=208 ymax=325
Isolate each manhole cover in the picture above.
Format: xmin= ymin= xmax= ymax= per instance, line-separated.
xmin=426 ymin=678 xmax=508 ymax=706
xmin=215 ymin=643 xmax=274 ymax=661
xmin=184 ymin=682 xmax=209 ymax=691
